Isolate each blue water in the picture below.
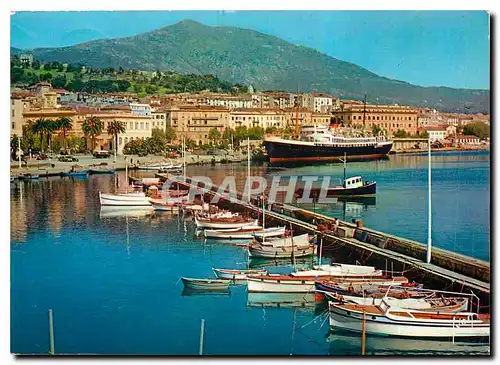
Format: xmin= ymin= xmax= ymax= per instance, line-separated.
xmin=10 ymin=151 xmax=490 ymax=355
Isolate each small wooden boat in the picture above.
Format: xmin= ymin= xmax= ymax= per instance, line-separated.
xmin=158 ymin=163 xmax=183 ymax=173
xmin=324 ymin=292 xmax=469 ymax=313
xmin=213 ymin=268 xmax=268 ymax=280
xmin=247 ymin=274 xmax=409 ymax=293
xmin=251 ymin=233 xmax=311 ymax=248
xmin=204 ymin=226 xmax=263 ymax=239
xmin=128 ymin=177 xmax=162 ymax=187
xmin=294 ymin=263 xmax=384 ymax=278
xmin=181 ymin=277 xmax=231 ymax=291
xmin=315 ymin=280 xmax=423 ymax=297
xmin=99 ymin=191 xmax=151 ymax=206
xmin=138 ymin=162 xmax=176 ymax=171
xmin=248 ymin=243 xmax=317 ymax=259
xmin=328 ymin=300 xmax=490 ymax=339
xmin=152 ymin=201 xmax=179 ymax=212
xmin=89 ymin=166 xmax=116 ymax=174
xmin=252 ymin=226 xmax=287 ymax=239
xmin=195 ymin=216 xmax=258 ymax=229
xmin=18 ymin=173 xmax=40 ymax=180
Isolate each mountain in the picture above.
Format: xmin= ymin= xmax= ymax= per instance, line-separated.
xmin=18 ymin=20 xmax=489 ymax=113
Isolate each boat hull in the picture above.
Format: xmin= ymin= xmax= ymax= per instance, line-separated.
xmin=263 ymin=139 xmax=393 ymax=163
xmin=195 ymin=218 xmax=259 ymax=229
xmin=99 ymin=192 xmax=151 ymax=206
xmin=213 ymin=268 xmax=268 ymax=280
xmin=181 ymin=277 xmax=231 ymax=291
xmin=248 ymin=244 xmax=317 ymax=259
xmin=328 ymin=304 xmax=489 ymax=339
xmin=296 ymin=182 xmax=376 ymax=198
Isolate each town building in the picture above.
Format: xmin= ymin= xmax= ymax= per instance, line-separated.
xmin=229 ymin=108 xmax=286 ymax=129
xmin=331 ymin=102 xmax=419 ymax=136
xmin=312 ymin=93 xmax=334 ymax=113
xmin=130 ymin=103 xmax=152 ymax=116
xmin=284 ymin=107 xmax=313 ymax=128
xmin=202 ymin=94 xmax=252 ymax=109
xmin=451 ymin=135 xmax=482 ymax=146
xmin=162 ymin=105 xmax=231 ymax=145
xmin=420 ymin=126 xmax=447 ymax=142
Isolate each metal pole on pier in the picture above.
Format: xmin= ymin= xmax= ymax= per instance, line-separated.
xmin=361 ymin=310 xmax=366 ymax=355
xmin=182 ymin=136 xmax=186 ymax=181
xmin=199 ymin=319 xmax=205 ymax=355
xmin=247 ymin=138 xmax=251 ymax=203
xmin=18 ymin=136 xmax=22 ymax=169
xmin=427 ymin=138 xmax=432 ymax=263
xmin=48 ymin=309 xmax=55 ymax=355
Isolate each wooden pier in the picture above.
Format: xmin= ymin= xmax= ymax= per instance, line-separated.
xmin=179 ymin=176 xmax=490 ymax=305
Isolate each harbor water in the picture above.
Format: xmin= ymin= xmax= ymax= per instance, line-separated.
xmin=10 ymin=151 xmax=490 ymax=355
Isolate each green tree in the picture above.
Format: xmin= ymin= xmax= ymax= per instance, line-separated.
xmin=283 ymin=126 xmax=294 ymax=138
xmin=52 ymin=74 xmax=67 ymax=89
xmin=164 ymin=126 xmax=176 ymax=143
xmin=247 ymin=126 xmax=265 ymax=140
xmin=82 ymin=116 xmax=103 ymax=151
xmin=265 ymin=126 xmax=279 ymax=134
xmin=234 ymin=126 xmax=248 ymax=146
xmin=393 ymin=129 xmax=408 ymax=138
xmin=418 ymin=130 xmax=429 ymax=139
xmin=462 ymin=121 xmax=490 ymax=139
xmin=208 ymin=127 xmax=221 ymax=145
xmin=107 ymin=119 xmax=126 ymax=156
xmin=40 ymin=72 xmax=53 ymax=82
xmin=371 ymin=124 xmax=382 ymax=136
xmin=56 ymin=117 xmax=73 ymax=151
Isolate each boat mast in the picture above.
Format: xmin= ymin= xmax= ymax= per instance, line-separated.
xmin=262 ymin=194 xmax=265 ymax=244
xmin=294 ymin=83 xmax=300 ymax=139
xmin=247 ymin=137 xmax=251 ymax=203
xmin=343 ymin=152 xmax=347 ymax=183
xmin=182 ymin=136 xmax=186 ymax=180
xmin=362 ymin=94 xmax=367 ymax=131
xmin=426 ymin=138 xmax=432 ymax=263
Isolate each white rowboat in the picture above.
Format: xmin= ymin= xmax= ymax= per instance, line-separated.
xmin=99 ymin=191 xmax=151 ymax=206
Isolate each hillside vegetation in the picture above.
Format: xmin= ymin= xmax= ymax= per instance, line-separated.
xmin=13 ymin=20 xmax=489 ymax=113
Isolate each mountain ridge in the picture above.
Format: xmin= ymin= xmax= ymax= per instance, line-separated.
xmin=12 ymin=20 xmax=489 ymax=113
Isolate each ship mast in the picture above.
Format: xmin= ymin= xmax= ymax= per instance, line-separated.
xmin=362 ymin=94 xmax=367 ymax=131
xmin=294 ymin=83 xmax=300 ymax=139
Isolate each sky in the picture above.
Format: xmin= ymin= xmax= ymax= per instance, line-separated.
xmin=10 ymin=11 xmax=490 ymax=89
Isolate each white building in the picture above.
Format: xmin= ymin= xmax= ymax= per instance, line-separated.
xmin=312 ymin=93 xmax=333 ymax=113
xmin=130 ymin=103 xmax=152 ymax=116
xmin=422 ymin=126 xmax=447 ymax=142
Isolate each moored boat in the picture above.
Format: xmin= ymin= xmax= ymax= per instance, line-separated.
xmin=89 ymin=166 xmax=116 ymax=174
xmin=252 ymin=226 xmax=287 ymax=239
xmin=328 ymin=300 xmax=490 ymax=339
xmin=18 ymin=173 xmax=40 ymax=180
xmin=204 ymin=226 xmax=263 ymax=239
xmin=248 ymin=243 xmax=317 ymax=259
xmin=151 ymin=201 xmax=179 ymax=212
xmin=213 ymin=268 xmax=268 ymax=280
xmin=324 ymin=292 xmax=469 ymax=313
xmin=99 ymin=191 xmax=151 ymax=206
xmin=247 ymin=274 xmax=409 ymax=293
xmin=263 ymin=125 xmax=393 ymax=164
xmin=62 ymin=165 xmax=89 ymax=177
xmin=180 ymin=277 xmax=231 ymax=291
xmin=195 ymin=216 xmax=258 ymax=229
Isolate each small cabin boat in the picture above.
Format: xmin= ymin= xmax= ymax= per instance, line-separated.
xmin=328 ymin=299 xmax=490 ymax=339
xmin=181 ymin=277 xmax=231 ymax=291
xmin=62 ymin=165 xmax=89 ymax=177
xmin=18 ymin=173 xmax=40 ymax=180
xmin=296 ymin=176 xmax=376 ymax=199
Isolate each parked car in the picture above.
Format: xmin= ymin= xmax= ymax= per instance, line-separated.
xmin=58 ymin=156 xmax=79 ymax=162
xmin=35 ymin=153 xmax=49 ymax=160
xmin=93 ymin=150 xmax=111 ymax=158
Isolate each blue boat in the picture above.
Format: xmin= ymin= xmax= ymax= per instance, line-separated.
xmin=62 ymin=166 xmax=89 ymax=177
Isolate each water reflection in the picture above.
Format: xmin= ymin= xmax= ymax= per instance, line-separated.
xmin=326 ymin=331 xmax=490 ymax=355
xmin=247 ymin=293 xmax=316 ymax=310
xmin=99 ymin=206 xmax=155 ymax=219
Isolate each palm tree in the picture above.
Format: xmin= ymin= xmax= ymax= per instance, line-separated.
xmin=56 ymin=117 xmax=73 ymax=151
xmin=82 ymin=116 xmax=103 ymax=152
xmin=107 ymin=119 xmax=126 ymax=161
xmin=31 ymin=118 xmax=52 ymax=152
xmin=46 ymin=119 xmax=59 ymax=152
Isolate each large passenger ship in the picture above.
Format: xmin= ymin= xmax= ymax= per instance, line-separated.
xmin=263 ymin=125 xmax=393 ymax=163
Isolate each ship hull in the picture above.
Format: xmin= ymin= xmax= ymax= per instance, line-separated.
xmin=263 ymin=140 xmax=393 ymax=163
